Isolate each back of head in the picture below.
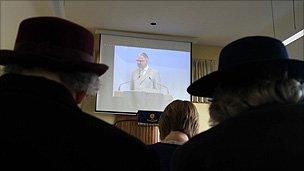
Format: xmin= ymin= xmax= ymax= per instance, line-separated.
xmin=159 ymin=100 xmax=199 ymax=140
xmin=209 ymin=76 xmax=304 ymax=126
xmin=3 ymin=65 xmax=101 ymax=95
xmin=186 ymin=36 xmax=304 ymax=126
xmin=172 ymin=36 xmax=304 ymax=171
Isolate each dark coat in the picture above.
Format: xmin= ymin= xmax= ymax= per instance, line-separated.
xmin=0 ymin=74 xmax=159 ymax=171
xmin=149 ymin=142 xmax=180 ymax=171
xmin=171 ymin=103 xmax=304 ymax=170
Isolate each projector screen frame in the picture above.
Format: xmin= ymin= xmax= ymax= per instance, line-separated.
xmin=94 ymin=30 xmax=194 ymax=115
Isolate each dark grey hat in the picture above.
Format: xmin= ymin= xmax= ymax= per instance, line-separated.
xmin=188 ymin=36 xmax=304 ymax=98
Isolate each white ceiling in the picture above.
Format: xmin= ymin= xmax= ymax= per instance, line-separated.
xmin=61 ymin=0 xmax=303 ymax=47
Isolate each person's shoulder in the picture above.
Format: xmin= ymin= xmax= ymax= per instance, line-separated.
xmin=174 ymin=103 xmax=304 ymax=159
xmin=132 ymin=68 xmax=140 ymax=72
xmin=172 ymin=124 xmax=228 ymax=166
xmin=149 ymin=142 xmax=180 ymax=151
xmin=79 ymin=111 xmax=146 ymax=146
xmin=174 ymin=130 xmax=211 ymax=157
xmin=77 ymin=112 xmax=161 ymax=170
xmin=149 ymin=142 xmax=180 ymax=149
xmin=171 ymin=126 xmax=229 ymax=171
xmin=149 ymin=142 xmax=180 ymax=157
xmin=148 ymin=68 xmax=159 ymax=75
xmin=149 ymin=68 xmax=158 ymax=72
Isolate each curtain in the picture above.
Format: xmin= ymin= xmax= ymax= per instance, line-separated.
xmin=192 ymin=59 xmax=217 ymax=103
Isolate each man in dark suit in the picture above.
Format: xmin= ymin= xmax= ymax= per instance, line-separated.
xmin=171 ymin=36 xmax=304 ymax=170
xmin=131 ymin=52 xmax=161 ymax=93
xmin=0 ymin=17 xmax=159 ymax=171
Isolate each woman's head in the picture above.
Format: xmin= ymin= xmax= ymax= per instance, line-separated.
xmin=159 ymin=100 xmax=199 ymax=140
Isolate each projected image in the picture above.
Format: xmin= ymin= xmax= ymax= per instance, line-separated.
xmin=96 ymin=34 xmax=191 ymax=114
xmin=113 ymin=45 xmax=190 ymax=100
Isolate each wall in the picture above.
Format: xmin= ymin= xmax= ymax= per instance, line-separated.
xmin=0 ymin=1 xmax=53 ymax=49
xmin=194 ymin=103 xmax=211 ymax=132
xmin=272 ymin=0 xmax=303 ymax=60
xmin=192 ymin=44 xmax=222 ymax=61
xmin=0 ymin=1 xmax=54 ymax=77
xmin=286 ymin=37 xmax=303 ymax=60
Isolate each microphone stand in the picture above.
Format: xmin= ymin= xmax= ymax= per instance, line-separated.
xmin=118 ymin=80 xmax=132 ymax=91
xmin=119 ymin=75 xmax=141 ymax=91
xmin=148 ymin=77 xmax=169 ymax=95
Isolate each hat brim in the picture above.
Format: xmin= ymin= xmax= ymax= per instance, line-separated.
xmin=0 ymin=50 xmax=108 ymax=76
xmin=188 ymin=59 xmax=304 ymax=98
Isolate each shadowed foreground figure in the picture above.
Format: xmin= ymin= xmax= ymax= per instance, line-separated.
xmin=0 ymin=17 xmax=159 ymax=171
xmin=171 ymin=36 xmax=304 ymax=170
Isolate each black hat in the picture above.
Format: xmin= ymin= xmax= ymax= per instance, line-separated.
xmin=0 ymin=16 xmax=108 ymax=76
xmin=187 ymin=36 xmax=304 ymax=97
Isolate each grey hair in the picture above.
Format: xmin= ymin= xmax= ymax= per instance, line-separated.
xmin=58 ymin=72 xmax=101 ymax=95
xmin=3 ymin=65 xmax=101 ymax=95
xmin=209 ymin=78 xmax=304 ymax=127
xmin=139 ymin=52 xmax=149 ymax=60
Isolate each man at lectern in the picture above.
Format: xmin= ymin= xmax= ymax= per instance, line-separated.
xmin=130 ymin=52 xmax=161 ymax=93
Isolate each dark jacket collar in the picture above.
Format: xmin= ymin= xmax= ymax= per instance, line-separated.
xmin=0 ymin=73 xmax=79 ymax=109
xmin=210 ymin=102 xmax=304 ymax=133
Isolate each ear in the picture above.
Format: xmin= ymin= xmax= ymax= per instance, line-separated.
xmin=75 ymin=91 xmax=87 ymax=104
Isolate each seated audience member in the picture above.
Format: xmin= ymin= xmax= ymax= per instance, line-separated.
xmin=171 ymin=36 xmax=304 ymax=170
xmin=149 ymin=100 xmax=199 ymax=171
xmin=0 ymin=17 xmax=159 ymax=171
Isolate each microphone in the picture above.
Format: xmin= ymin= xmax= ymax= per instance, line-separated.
xmin=118 ymin=75 xmax=141 ymax=91
xmin=149 ymin=77 xmax=169 ymax=95
xmin=118 ymin=80 xmax=132 ymax=91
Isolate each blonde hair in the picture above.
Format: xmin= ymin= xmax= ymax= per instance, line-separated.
xmin=159 ymin=100 xmax=199 ymax=140
xmin=209 ymin=78 xmax=304 ymax=126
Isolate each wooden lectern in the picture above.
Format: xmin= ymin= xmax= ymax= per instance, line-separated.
xmin=114 ymin=115 xmax=159 ymax=144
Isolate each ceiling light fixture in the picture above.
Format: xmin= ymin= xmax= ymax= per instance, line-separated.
xmin=282 ymin=29 xmax=304 ymax=46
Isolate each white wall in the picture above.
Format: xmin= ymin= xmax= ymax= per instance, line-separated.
xmin=0 ymin=1 xmax=54 ymax=49
xmin=273 ymin=0 xmax=303 ymax=60
xmin=287 ymin=37 xmax=303 ymax=60
xmin=194 ymin=103 xmax=211 ymax=132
